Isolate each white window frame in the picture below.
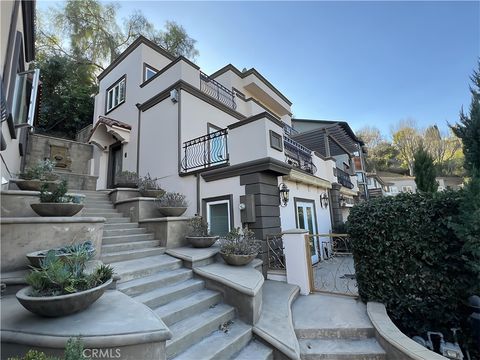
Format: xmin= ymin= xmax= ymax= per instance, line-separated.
xmin=402 ymin=185 xmax=413 ymax=193
xmin=206 ymin=199 xmax=231 ymax=235
xmin=144 ymin=65 xmax=157 ymax=82
xmin=106 ymin=76 xmax=126 ymax=113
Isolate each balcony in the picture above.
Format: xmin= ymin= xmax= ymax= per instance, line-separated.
xmin=200 ymin=72 xmax=236 ymax=110
xmin=284 ymin=136 xmax=316 ymax=175
xmin=335 ymin=167 xmax=354 ymax=189
xmin=181 ymin=128 xmax=229 ymax=173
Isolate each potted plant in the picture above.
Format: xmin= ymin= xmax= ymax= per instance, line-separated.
xmin=26 ymin=240 xmax=95 ymax=268
xmin=154 ymin=192 xmax=188 ymax=216
xmin=30 ymin=180 xmax=84 ymax=217
xmin=16 ymin=250 xmax=113 ymax=317
xmin=14 ymin=159 xmax=60 ymax=191
xmin=186 ymin=217 xmax=219 ymax=248
xmin=138 ymin=173 xmax=165 ymax=198
xmin=219 ymin=227 xmax=262 ymax=266
xmin=114 ymin=170 xmax=138 ymax=188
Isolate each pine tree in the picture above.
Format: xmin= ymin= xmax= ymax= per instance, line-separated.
xmin=413 ymin=146 xmax=438 ymax=193
xmin=451 ymin=62 xmax=480 ymax=176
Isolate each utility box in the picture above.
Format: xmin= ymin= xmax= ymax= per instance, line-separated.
xmin=240 ymin=195 xmax=256 ymax=223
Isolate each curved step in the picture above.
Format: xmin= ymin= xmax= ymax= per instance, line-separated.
xmin=118 ymin=268 xmax=192 ymax=296
xmin=298 ymin=338 xmax=386 ymax=360
xmin=111 ymin=254 xmax=182 ymax=282
xmin=102 ymin=247 xmax=165 ymax=263
xmin=233 ymin=340 xmax=273 ymax=360
xmin=102 ymin=240 xmax=160 ymax=253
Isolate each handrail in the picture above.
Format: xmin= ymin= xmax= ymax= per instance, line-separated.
xmin=336 ymin=167 xmax=354 ymax=189
xmin=200 ymin=72 xmax=236 ymax=110
xmin=181 ymin=128 xmax=229 ymax=172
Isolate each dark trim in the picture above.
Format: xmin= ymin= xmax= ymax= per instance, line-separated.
xmin=105 ymin=74 xmax=126 ymax=115
xmin=179 ymin=162 xmax=229 ymax=177
xmin=177 ymin=88 xmax=182 ymax=174
xmin=202 ymin=194 xmax=234 ymax=232
xmin=207 ymin=122 xmax=221 ymax=132
xmin=292 ymin=118 xmax=364 ymax=146
xmin=139 ymin=80 xmax=246 ymax=121
xmin=209 ymin=64 xmax=292 ymax=106
xmin=6 ymin=32 xmax=25 ymax=139
xmin=202 ymin=157 xmax=291 ymax=182
xmin=140 ymin=56 xmax=200 ymax=88
xmin=143 ymin=62 xmax=160 ymax=83
xmin=269 ymin=130 xmax=283 ymax=152
xmin=21 ymin=0 xmax=35 ymax=62
xmin=3 ymin=1 xmax=19 ymax=97
xmin=293 ymin=197 xmax=319 ymax=235
xmin=232 ymin=87 xmax=245 ymax=98
xmin=98 ymin=36 xmax=175 ymax=81
xmin=107 ymin=141 xmax=122 ymax=188
xmin=228 ymin=111 xmax=284 ymax=130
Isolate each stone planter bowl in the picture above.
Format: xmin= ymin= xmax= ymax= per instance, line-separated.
xmin=220 ymin=252 xmax=258 ymax=266
xmin=186 ymin=236 xmax=219 ymax=248
xmin=140 ymin=189 xmax=165 ymax=198
xmin=14 ymin=179 xmax=60 ymax=192
xmin=114 ymin=181 xmax=137 ymax=189
xmin=26 ymin=249 xmax=96 ymax=268
xmin=157 ymin=207 xmax=187 ymax=217
xmin=31 ymin=203 xmax=84 ymax=217
xmin=16 ymin=278 xmax=112 ymax=317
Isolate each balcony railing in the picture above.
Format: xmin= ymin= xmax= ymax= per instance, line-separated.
xmin=181 ymin=129 xmax=229 ymax=172
xmin=335 ymin=167 xmax=354 ymax=189
xmin=283 ymin=123 xmax=298 ymax=136
xmin=200 ymin=72 xmax=236 ymax=110
xmin=284 ymin=136 xmax=317 ymax=175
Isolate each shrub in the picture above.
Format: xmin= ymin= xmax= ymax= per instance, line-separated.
xmin=220 ymin=227 xmax=261 ymax=256
xmin=8 ymin=337 xmax=85 ymax=360
xmin=137 ymin=173 xmax=164 ymax=192
xmin=39 ymin=180 xmax=74 ymax=203
xmin=347 ymin=191 xmax=477 ymax=337
xmin=20 ymin=159 xmax=58 ymax=181
xmin=155 ymin=192 xmax=188 ymax=207
xmin=188 ymin=217 xmax=210 ymax=237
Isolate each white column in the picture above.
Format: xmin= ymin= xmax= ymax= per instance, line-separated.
xmin=283 ymin=229 xmax=312 ymax=295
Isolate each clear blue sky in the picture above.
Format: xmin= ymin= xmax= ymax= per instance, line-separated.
xmin=38 ymin=1 xmax=479 ymax=137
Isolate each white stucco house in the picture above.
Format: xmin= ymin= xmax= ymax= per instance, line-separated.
xmin=88 ymin=36 xmax=364 ymax=264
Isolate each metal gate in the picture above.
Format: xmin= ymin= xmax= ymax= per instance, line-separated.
xmin=307 ymin=234 xmax=358 ymax=297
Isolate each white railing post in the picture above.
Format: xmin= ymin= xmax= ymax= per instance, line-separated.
xmin=282 ymin=229 xmax=313 ymax=295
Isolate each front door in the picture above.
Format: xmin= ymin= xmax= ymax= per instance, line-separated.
xmin=108 ymin=143 xmax=122 ymax=188
xmin=206 ymin=200 xmax=231 ymax=237
xmin=296 ymin=201 xmax=319 ymax=264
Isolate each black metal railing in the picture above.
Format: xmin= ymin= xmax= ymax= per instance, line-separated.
xmin=266 ymin=234 xmax=286 ymax=271
xmin=284 ymin=136 xmax=317 ymax=174
xmin=200 ymin=72 xmax=236 ymax=110
xmin=283 ymin=123 xmax=298 ymax=136
xmin=181 ymin=129 xmax=229 ymax=172
xmin=335 ymin=168 xmax=354 ymax=189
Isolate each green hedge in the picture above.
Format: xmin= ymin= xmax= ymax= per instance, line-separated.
xmin=348 ymin=191 xmax=477 ymax=336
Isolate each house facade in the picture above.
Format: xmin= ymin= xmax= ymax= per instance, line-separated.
xmin=1 ymin=0 xmax=39 ymax=187
xmin=89 ymin=36 xmax=362 ymax=263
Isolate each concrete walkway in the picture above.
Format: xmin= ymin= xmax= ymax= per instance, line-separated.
xmin=292 ymin=294 xmax=386 ymax=359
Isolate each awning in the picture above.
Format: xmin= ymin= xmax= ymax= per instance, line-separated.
xmin=88 ymin=116 xmax=131 ymax=150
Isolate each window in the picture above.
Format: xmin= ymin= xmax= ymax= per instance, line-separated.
xmin=402 ymin=185 xmax=413 ymax=193
xmin=390 ymin=186 xmax=398 ymax=194
xmin=205 ymin=197 xmax=232 ymax=237
xmin=144 ymin=64 xmax=158 ymax=82
xmin=269 ymin=130 xmax=283 ymax=151
xmin=106 ymin=76 xmax=126 ymax=113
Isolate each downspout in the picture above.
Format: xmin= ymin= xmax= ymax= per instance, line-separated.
xmin=177 ymin=88 xmax=182 ymax=174
xmin=196 ymin=174 xmax=201 ymax=216
xmin=135 ymin=103 xmax=141 ymax=175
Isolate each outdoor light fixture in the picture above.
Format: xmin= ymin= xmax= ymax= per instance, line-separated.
xmin=279 ymin=183 xmax=290 ymax=207
xmin=320 ymin=192 xmax=329 ymax=208
xmin=339 ymin=194 xmax=346 ymax=207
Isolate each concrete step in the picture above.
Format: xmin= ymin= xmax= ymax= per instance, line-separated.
xmin=103 ymin=233 xmax=155 ymax=245
xmin=155 ymin=289 xmax=222 ymax=326
xmin=84 ymin=208 xmax=119 ymax=215
xmin=112 ymin=255 xmax=183 ymax=283
xmin=135 ymin=279 xmax=205 ymax=309
xmin=83 ymin=203 xmax=114 ymax=209
xmin=83 ymin=195 xmax=110 ymax=201
xmin=118 ymin=268 xmax=192 ymax=296
xmin=105 ymin=217 xmax=132 ymax=224
xmin=298 ymin=339 xmax=386 ymax=360
xmin=295 ymin=327 xmax=375 ymax=340
xmin=232 ymin=340 xmax=273 ymax=360
xmin=102 ymin=247 xmax=165 ymax=263
xmin=173 ymin=319 xmax=252 ymax=360
xmin=166 ymin=304 xmax=236 ymax=359
xmin=102 ymin=240 xmax=161 ymax=253
xmin=84 ymin=199 xmax=112 ymax=205
xmin=103 ymin=227 xmax=147 ymax=237
xmin=103 ymin=222 xmax=139 ymax=230
xmin=86 ymin=212 xmax=124 ymax=218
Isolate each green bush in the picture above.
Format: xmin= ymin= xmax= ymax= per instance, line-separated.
xmin=347 ymin=191 xmax=477 ymax=336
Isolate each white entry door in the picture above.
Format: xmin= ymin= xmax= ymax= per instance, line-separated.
xmin=296 ymin=201 xmax=319 ymax=264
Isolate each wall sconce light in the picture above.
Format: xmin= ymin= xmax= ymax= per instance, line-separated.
xmin=170 ymin=89 xmax=178 ymax=103
xmin=320 ymin=192 xmax=329 ymax=208
xmin=279 ymin=183 xmax=290 ymax=207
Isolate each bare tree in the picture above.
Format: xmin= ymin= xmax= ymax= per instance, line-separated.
xmin=391 ymin=119 xmax=423 ymax=176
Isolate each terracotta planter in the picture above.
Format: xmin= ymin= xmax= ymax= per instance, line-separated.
xmin=31 ymin=203 xmax=84 ymax=217
xmin=186 ymin=236 xmax=219 ymax=248
xmin=26 ymin=249 xmax=96 ymax=268
xmin=140 ymin=189 xmax=165 ymax=198
xmin=16 ymin=278 xmax=112 ymax=317
xmin=14 ymin=179 xmax=60 ymax=192
xmin=157 ymin=207 xmax=187 ymax=217
xmin=220 ymin=252 xmax=258 ymax=266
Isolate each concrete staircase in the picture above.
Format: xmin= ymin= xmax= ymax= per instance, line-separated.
xmin=82 ymin=191 xmax=273 ymax=360
xmin=293 ymin=294 xmax=386 ymax=360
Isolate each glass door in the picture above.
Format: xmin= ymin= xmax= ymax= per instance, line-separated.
xmin=206 ymin=200 xmax=231 ymax=236
xmin=208 ymin=124 xmax=226 ymax=165
xmin=296 ymin=201 xmax=319 ymax=264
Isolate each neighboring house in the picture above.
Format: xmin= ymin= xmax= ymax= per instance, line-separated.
xmin=88 ymin=36 xmax=362 ymax=264
xmin=289 ymin=118 xmax=367 ymax=224
xmin=377 ymin=171 xmax=417 ymax=195
xmin=437 ymin=176 xmax=464 ymax=191
xmin=0 ymin=0 xmax=39 ymax=187
xmin=366 ymin=172 xmax=388 ymax=198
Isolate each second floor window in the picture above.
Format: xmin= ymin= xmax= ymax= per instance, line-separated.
xmin=144 ymin=65 xmax=158 ymax=81
xmin=106 ymin=76 xmax=126 ymax=112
